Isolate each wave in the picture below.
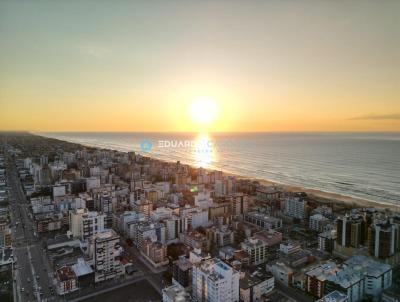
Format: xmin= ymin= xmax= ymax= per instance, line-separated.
xmin=38 ymin=132 xmax=400 ymax=206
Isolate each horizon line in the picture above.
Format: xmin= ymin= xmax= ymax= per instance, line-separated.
xmin=13 ymin=130 xmax=400 ymax=134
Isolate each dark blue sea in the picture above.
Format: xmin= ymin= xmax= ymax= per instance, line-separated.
xmin=39 ymin=132 xmax=400 ymax=205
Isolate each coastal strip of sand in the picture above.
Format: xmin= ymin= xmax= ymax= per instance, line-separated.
xmin=257 ymin=178 xmax=399 ymax=212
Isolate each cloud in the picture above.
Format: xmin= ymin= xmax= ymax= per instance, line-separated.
xmin=349 ymin=113 xmax=400 ymax=120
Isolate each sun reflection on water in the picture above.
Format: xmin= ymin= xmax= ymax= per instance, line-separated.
xmin=192 ymin=133 xmax=216 ymax=168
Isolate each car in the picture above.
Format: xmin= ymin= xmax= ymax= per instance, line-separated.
xmin=27 ymin=278 xmax=30 ymax=282
xmin=20 ymin=287 xmax=24 ymax=292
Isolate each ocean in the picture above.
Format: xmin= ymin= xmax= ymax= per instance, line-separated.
xmin=39 ymin=132 xmax=400 ymax=206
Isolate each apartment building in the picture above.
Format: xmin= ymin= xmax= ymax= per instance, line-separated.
xmin=92 ymin=230 xmax=124 ymax=283
xmin=141 ymin=238 xmax=168 ymax=267
xmin=309 ymin=214 xmax=332 ymax=232
xmin=244 ymin=212 xmax=282 ymax=230
xmin=368 ymin=220 xmax=400 ymax=259
xmin=194 ymin=191 xmax=213 ymax=209
xmin=318 ymin=230 xmax=337 ymax=253
xmin=270 ymin=262 xmax=294 ymax=286
xmin=213 ymin=226 xmax=235 ymax=247
xmin=241 ymin=237 xmax=269 ymax=265
xmin=336 ymin=214 xmax=366 ymax=248
xmin=230 ymin=193 xmax=249 ymax=216
xmin=306 ymin=256 xmax=392 ymax=302
xmin=164 ymin=215 xmax=188 ymax=243
xmin=132 ymin=199 xmax=153 ymax=219
xmin=69 ymin=208 xmax=105 ymax=240
xmin=239 ymin=270 xmax=274 ymax=302
xmin=36 ymin=213 xmax=63 ymax=233
xmin=55 ymin=266 xmax=78 ymax=296
xmin=279 ymin=241 xmax=302 ymax=255
xmin=130 ymin=221 xmax=166 ymax=248
xmin=344 ymin=255 xmax=392 ymax=301
xmin=285 ymin=195 xmax=307 ymax=220
xmin=172 ymin=255 xmax=193 ymax=288
xmin=179 ymin=231 xmax=209 ymax=251
xmin=0 ymin=224 xmax=12 ymax=248
xmin=181 ymin=206 xmax=209 ymax=228
xmin=192 ymin=258 xmax=240 ymax=302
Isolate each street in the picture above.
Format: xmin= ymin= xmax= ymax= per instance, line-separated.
xmin=275 ymin=282 xmax=316 ymax=302
xmin=7 ymin=154 xmax=55 ymax=302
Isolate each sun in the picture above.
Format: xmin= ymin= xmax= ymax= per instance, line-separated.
xmin=188 ymin=96 xmax=219 ymax=126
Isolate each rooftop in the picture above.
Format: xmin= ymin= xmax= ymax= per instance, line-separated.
xmin=162 ymin=284 xmax=191 ymax=302
xmin=174 ymin=256 xmax=192 ymax=271
xmin=0 ymin=247 xmax=13 ymax=266
xmin=195 ymin=258 xmax=237 ymax=282
xmin=72 ymin=258 xmax=93 ymax=277
xmin=242 ymin=237 xmax=267 ymax=248
xmin=316 ymin=290 xmax=348 ymax=302
xmin=307 ymin=260 xmax=365 ymax=289
xmin=319 ymin=230 xmax=337 ymax=239
xmin=240 ymin=269 xmax=274 ymax=290
xmin=56 ymin=266 xmax=76 ymax=282
xmin=344 ymin=255 xmax=391 ymax=278
xmin=245 ymin=211 xmax=281 ymax=222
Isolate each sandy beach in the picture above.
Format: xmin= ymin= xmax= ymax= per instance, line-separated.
xmin=223 ymin=171 xmax=400 ymax=212
xmin=257 ymin=178 xmax=400 ymax=212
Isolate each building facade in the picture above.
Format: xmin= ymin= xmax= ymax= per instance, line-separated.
xmin=192 ymin=258 xmax=239 ymax=302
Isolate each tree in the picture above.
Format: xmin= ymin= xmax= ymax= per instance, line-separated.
xmin=235 ymin=228 xmax=246 ymax=244
xmin=167 ymin=243 xmax=186 ymax=261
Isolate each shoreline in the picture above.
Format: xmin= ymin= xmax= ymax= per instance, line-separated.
xmin=37 ymin=133 xmax=400 ymax=213
xmin=223 ymin=171 xmax=400 ymax=213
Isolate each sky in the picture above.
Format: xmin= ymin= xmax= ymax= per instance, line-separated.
xmin=0 ymin=0 xmax=399 ymax=132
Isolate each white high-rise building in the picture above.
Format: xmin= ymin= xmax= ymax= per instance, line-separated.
xmin=69 ymin=208 xmax=105 ymax=240
xmin=164 ymin=215 xmax=187 ymax=242
xmin=194 ymin=191 xmax=213 ymax=209
xmin=92 ymin=230 xmax=124 ymax=283
xmin=151 ymin=207 xmax=173 ymax=221
xmin=119 ymin=211 xmax=145 ymax=236
xmin=309 ymin=214 xmax=331 ymax=232
xmin=181 ymin=206 xmax=209 ymax=228
xmin=241 ymin=237 xmax=269 ymax=265
xmin=192 ymin=258 xmax=239 ymax=302
xmin=86 ymin=176 xmax=101 ymax=190
xmin=285 ymin=195 xmax=307 ymax=219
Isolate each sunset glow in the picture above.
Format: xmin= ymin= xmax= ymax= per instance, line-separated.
xmin=188 ymin=97 xmax=219 ymax=126
xmin=0 ymin=1 xmax=399 ymax=132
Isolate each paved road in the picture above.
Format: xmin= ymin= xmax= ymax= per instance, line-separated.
xmin=68 ymin=275 xmax=149 ymax=302
xmin=7 ymin=154 xmax=56 ymax=302
xmin=275 ymin=282 xmax=316 ymax=302
xmin=80 ymin=279 xmax=161 ymax=302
